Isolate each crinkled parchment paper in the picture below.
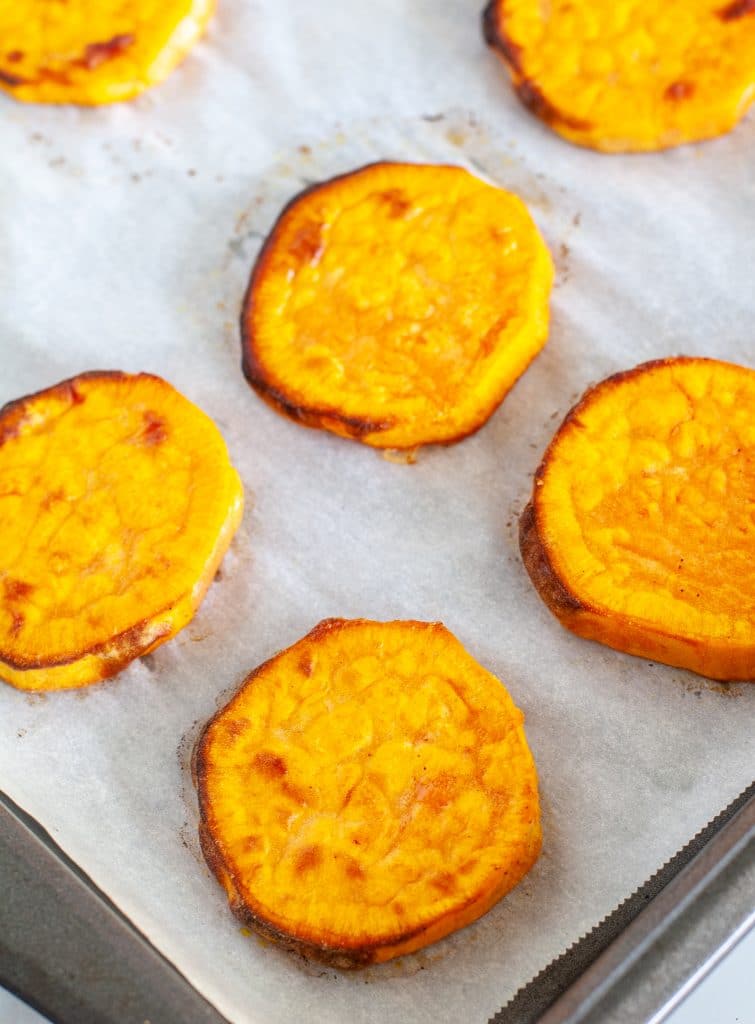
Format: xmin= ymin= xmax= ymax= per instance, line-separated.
xmin=0 ymin=2 xmax=753 ymax=1022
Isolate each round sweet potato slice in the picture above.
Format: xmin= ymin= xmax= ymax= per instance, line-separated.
xmin=241 ymin=162 xmax=554 ymax=451
xmin=0 ymin=371 xmax=243 ymax=690
xmin=520 ymin=357 xmax=755 ymax=681
xmin=195 ymin=618 xmax=541 ymax=967
xmin=483 ymin=0 xmax=755 ymax=152
xmin=0 ymin=0 xmax=215 ymax=105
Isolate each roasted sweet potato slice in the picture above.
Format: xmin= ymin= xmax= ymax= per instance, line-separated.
xmin=242 ymin=162 xmax=554 ymax=451
xmin=0 ymin=0 xmax=215 ymax=105
xmin=483 ymin=0 xmax=755 ymax=152
xmin=0 ymin=371 xmax=243 ymax=690
xmin=195 ymin=618 xmax=541 ymax=967
xmin=521 ymin=357 xmax=755 ymax=681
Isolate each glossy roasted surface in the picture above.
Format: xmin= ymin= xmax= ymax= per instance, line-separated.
xmin=484 ymin=0 xmax=755 ymax=151
xmin=0 ymin=0 xmax=215 ymax=104
xmin=522 ymin=357 xmax=755 ymax=680
xmin=243 ymin=162 xmax=553 ymax=450
xmin=0 ymin=371 xmax=243 ymax=689
xmin=197 ymin=618 xmax=541 ymax=965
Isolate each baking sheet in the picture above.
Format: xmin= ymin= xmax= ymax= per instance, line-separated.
xmin=0 ymin=2 xmax=753 ymax=1022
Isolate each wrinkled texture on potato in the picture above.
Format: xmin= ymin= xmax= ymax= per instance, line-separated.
xmin=242 ymin=162 xmax=553 ymax=450
xmin=0 ymin=0 xmax=215 ymax=105
xmin=196 ymin=618 xmax=541 ymax=967
xmin=521 ymin=357 xmax=755 ymax=681
xmin=483 ymin=0 xmax=755 ymax=152
xmin=0 ymin=371 xmax=243 ymax=690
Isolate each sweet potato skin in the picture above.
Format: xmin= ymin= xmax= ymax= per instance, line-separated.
xmin=241 ymin=162 xmax=553 ymax=451
xmin=0 ymin=371 xmax=243 ymax=690
xmin=195 ymin=618 xmax=541 ymax=967
xmin=0 ymin=0 xmax=216 ymax=105
xmin=520 ymin=357 xmax=755 ymax=681
xmin=483 ymin=0 xmax=755 ymax=152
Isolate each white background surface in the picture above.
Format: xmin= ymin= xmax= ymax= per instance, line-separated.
xmin=0 ymin=2 xmax=753 ymax=1023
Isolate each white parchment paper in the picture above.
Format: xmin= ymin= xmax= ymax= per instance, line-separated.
xmin=0 ymin=2 xmax=753 ymax=1022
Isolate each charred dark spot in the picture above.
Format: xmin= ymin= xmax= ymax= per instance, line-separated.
xmin=9 ymin=611 xmax=24 ymax=638
xmin=41 ymin=487 xmax=66 ymax=511
xmin=430 ymin=872 xmax=457 ymax=895
xmin=295 ymin=845 xmax=322 ymax=873
xmin=141 ymin=410 xmax=168 ymax=446
xmin=482 ymin=1 xmax=501 ymax=48
xmin=0 ymin=418 xmax=24 ymax=448
xmin=5 ymin=579 xmax=34 ymax=602
xmin=479 ymin=314 xmax=511 ymax=357
xmin=345 ymin=859 xmax=364 ymax=880
xmin=224 ymin=719 xmax=245 ymax=740
xmin=78 ymin=34 xmax=135 ymax=70
xmin=253 ymin=750 xmax=287 ymax=777
xmin=377 ymin=189 xmax=412 ymax=218
xmin=517 ymin=79 xmax=592 ymax=132
xmin=288 ymin=221 xmax=324 ymax=265
xmin=247 ymin=374 xmax=393 ymax=439
xmin=65 ymin=381 xmax=85 ymax=406
xmin=665 ymin=80 xmax=695 ymax=101
xmin=0 ymin=68 xmax=27 ymax=86
xmin=483 ymin=2 xmax=524 ymax=74
xmin=298 ymin=651 xmax=313 ymax=677
xmin=6 ymin=51 xmax=24 ymax=64
xmin=718 ymin=0 xmax=755 ymax=18
xmin=281 ymin=780 xmax=308 ymax=804
xmin=36 ymin=68 xmax=72 ymax=86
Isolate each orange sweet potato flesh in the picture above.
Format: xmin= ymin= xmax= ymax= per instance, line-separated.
xmin=242 ymin=162 xmax=554 ymax=451
xmin=0 ymin=372 xmax=243 ymax=690
xmin=195 ymin=619 xmax=541 ymax=967
xmin=0 ymin=0 xmax=215 ymax=105
xmin=483 ymin=0 xmax=755 ymax=152
xmin=521 ymin=357 xmax=755 ymax=681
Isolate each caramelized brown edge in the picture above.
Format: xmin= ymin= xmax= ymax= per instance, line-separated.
xmin=519 ymin=501 xmax=584 ymax=618
xmin=0 ymin=33 xmax=136 ymax=92
xmin=519 ymin=356 xmax=739 ymax=622
xmin=193 ymin=617 xmax=487 ymax=968
xmin=482 ymin=0 xmax=592 ymax=133
xmin=240 ymin=160 xmax=539 ymax=450
xmin=0 ymin=370 xmax=178 ymax=675
xmin=240 ymin=164 xmax=405 ymax=443
xmin=718 ymin=0 xmax=755 ymax=21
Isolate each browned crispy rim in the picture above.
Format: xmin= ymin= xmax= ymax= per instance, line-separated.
xmin=519 ymin=501 xmax=584 ymax=618
xmin=0 ymin=610 xmax=174 ymax=674
xmin=240 ymin=163 xmax=409 ymax=442
xmin=718 ymin=0 xmax=755 ymax=21
xmin=250 ymin=338 xmax=542 ymax=450
xmin=0 ymin=33 xmax=139 ymax=92
xmin=0 ymin=369 xmax=145 ymax=447
xmin=240 ymin=160 xmax=519 ymax=450
xmin=194 ymin=617 xmax=494 ymax=968
xmin=520 ymin=355 xmax=748 ymax=624
xmin=482 ymin=0 xmax=592 ymax=134
xmin=196 ymin=814 xmax=440 ymax=968
xmin=0 ymin=68 xmax=27 ymax=87
xmin=0 ymin=369 xmax=181 ymax=673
